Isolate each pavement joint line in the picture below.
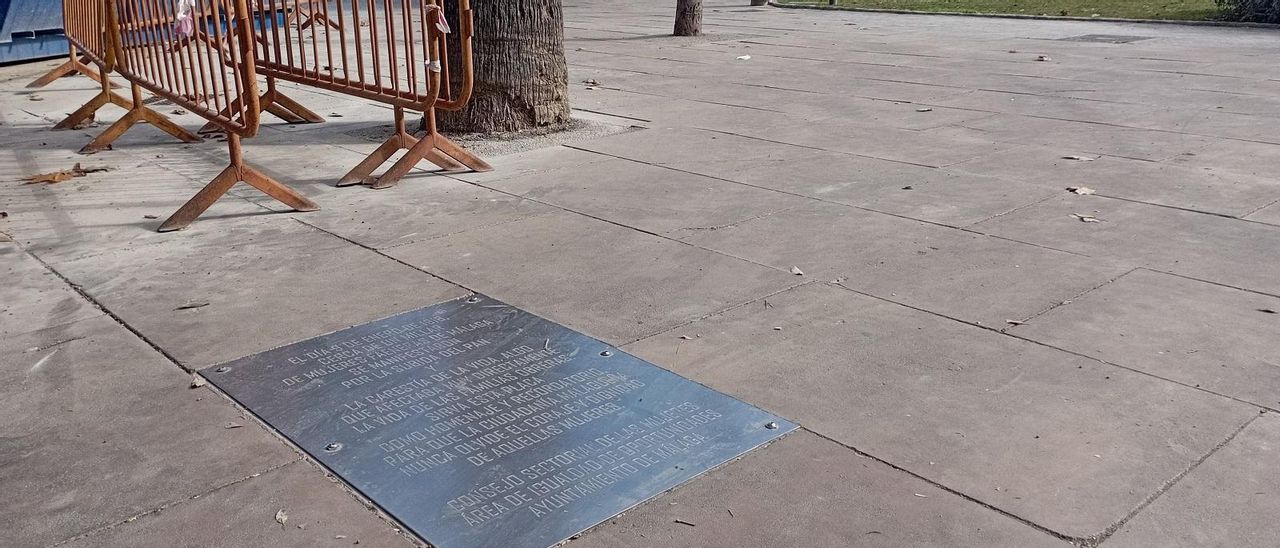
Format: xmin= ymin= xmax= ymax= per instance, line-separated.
xmin=1081 ymin=412 xmax=1266 ymax=547
xmin=573 ymin=47 xmax=713 ymax=65
xmin=288 ymin=217 xmax=477 ymax=297
xmin=569 ymin=107 xmax=652 ymax=124
xmin=796 ymin=427 xmax=1086 ymax=546
xmin=1087 ymin=192 xmax=1270 ymax=221
xmin=1133 ymin=266 xmax=1280 ymax=301
xmin=619 ymin=279 xmax=823 ymax=347
xmin=689 ymin=126 xmax=941 ymax=169
xmin=675 ymin=204 xmax=807 ymax=233
xmin=46 ymin=458 xmax=306 ymax=548
xmin=1239 ymin=196 xmax=1280 ymax=220
xmin=562 ymin=141 xmax=1098 ymax=260
xmin=371 ymin=211 xmax=562 ymax=252
xmin=826 ymin=281 xmax=1277 ymax=413
xmin=599 ymin=85 xmax=791 ymax=114
xmin=16 ymin=241 xmax=194 ymax=372
xmin=999 ymin=267 xmax=1142 ymax=329
xmin=959 ymin=191 xmax=1063 ymax=230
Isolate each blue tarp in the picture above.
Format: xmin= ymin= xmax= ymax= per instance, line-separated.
xmin=0 ymin=0 xmax=67 ymax=64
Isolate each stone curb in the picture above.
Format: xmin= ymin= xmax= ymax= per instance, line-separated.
xmin=768 ymin=1 xmax=1280 ymax=30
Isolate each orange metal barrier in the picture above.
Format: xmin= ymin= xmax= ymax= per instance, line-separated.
xmin=27 ymin=0 xmax=112 ymax=88
xmin=104 ymin=0 xmax=317 ymax=231
xmin=53 ymin=0 xmax=202 ymax=154
xmin=249 ymin=0 xmax=491 ymax=188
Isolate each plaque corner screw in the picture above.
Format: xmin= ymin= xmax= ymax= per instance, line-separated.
xmin=599 ymin=350 xmax=613 ymax=357
xmin=214 ymin=366 xmax=231 ymax=374
xmin=324 ymin=442 xmax=343 ymax=452
xmin=466 ymin=295 xmax=482 ymax=304
xmin=765 ymin=422 xmax=779 ymax=430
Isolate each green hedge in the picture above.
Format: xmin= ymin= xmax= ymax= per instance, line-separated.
xmin=1217 ymin=0 xmax=1280 ymax=21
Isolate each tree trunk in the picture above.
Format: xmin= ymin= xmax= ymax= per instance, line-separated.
xmin=437 ymin=0 xmax=571 ymax=134
xmin=674 ymin=0 xmax=702 ymax=36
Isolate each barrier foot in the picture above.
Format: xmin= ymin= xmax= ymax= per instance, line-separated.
xmin=366 ymin=110 xmax=491 ymax=189
xmin=159 ymin=135 xmax=318 ymax=232
xmin=27 ymin=48 xmax=117 ymax=89
xmin=79 ymin=84 xmax=201 ymax=154
xmin=53 ymin=87 xmax=134 ymax=130
xmin=336 ymin=107 xmax=423 ymax=187
xmin=198 ymin=78 xmax=323 ymax=133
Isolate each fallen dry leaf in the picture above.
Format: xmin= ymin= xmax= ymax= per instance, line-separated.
xmin=789 ymin=266 xmax=805 ymax=276
xmin=1036 ymin=55 xmax=1051 ymax=62
xmin=275 ymin=509 xmax=288 ymax=526
xmin=1071 ymin=213 xmax=1103 ymax=223
xmin=915 ymin=107 xmax=933 ymax=112
xmin=190 ymin=374 xmax=207 ymax=389
xmin=1062 ymin=155 xmax=1096 ymax=161
xmin=582 ymin=79 xmax=600 ymax=86
xmin=225 ymin=422 xmax=243 ymax=429
xmin=736 ymin=55 xmax=752 ymax=61
xmin=175 ymin=301 xmax=210 ymax=310
xmin=22 ymin=163 xmax=112 ymax=185
xmin=1006 ymin=320 xmax=1026 ymax=326
xmin=1067 ymin=187 xmax=1096 ymax=195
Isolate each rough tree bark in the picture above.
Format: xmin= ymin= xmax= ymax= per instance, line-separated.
xmin=437 ymin=0 xmax=571 ymax=134
xmin=674 ymin=0 xmax=703 ymax=36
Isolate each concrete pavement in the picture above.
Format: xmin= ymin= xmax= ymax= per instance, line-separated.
xmin=3 ymin=1 xmax=1278 ymax=546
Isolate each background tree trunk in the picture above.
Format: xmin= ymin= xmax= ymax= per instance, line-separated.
xmin=437 ymin=0 xmax=571 ymax=133
xmin=674 ymin=0 xmax=703 ymax=36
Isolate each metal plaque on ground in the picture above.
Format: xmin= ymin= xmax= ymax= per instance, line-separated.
xmin=202 ymin=295 xmax=795 ymax=548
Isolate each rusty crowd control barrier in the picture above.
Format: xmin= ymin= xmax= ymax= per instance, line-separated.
xmin=27 ymin=0 xmax=112 ymax=88
xmin=249 ymin=0 xmax=491 ymax=189
xmin=106 ymin=0 xmax=318 ymax=231
xmin=53 ymin=0 xmax=202 ymax=154
xmin=193 ymin=2 xmax=328 ymax=133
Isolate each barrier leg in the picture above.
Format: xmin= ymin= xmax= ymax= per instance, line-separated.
xmin=79 ymin=83 xmax=202 ymax=154
xmin=372 ymin=109 xmax=491 ymax=189
xmin=335 ymin=106 xmax=423 ymax=187
xmin=27 ymin=46 xmax=115 ymax=89
xmin=159 ymin=134 xmax=319 ymax=232
xmin=52 ymin=70 xmax=134 ymax=130
xmin=199 ymin=77 xmax=322 ymax=133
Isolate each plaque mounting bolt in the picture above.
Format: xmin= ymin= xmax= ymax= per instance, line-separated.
xmin=324 ymin=442 xmax=343 ymax=452
xmin=599 ymin=350 xmax=613 ymax=357
xmin=466 ymin=296 xmax=482 ymax=304
xmin=214 ymin=366 xmax=231 ymax=373
xmin=765 ymin=422 xmax=779 ymax=430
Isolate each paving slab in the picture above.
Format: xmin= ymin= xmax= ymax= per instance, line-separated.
xmin=571 ymin=431 xmax=1066 ymax=548
xmin=752 ymin=116 xmax=1016 ymax=168
xmin=60 ymin=460 xmax=416 ymax=548
xmin=971 ymin=194 xmax=1280 ymax=297
xmin=622 ymin=282 xmax=1257 ymax=537
xmin=944 ymin=115 xmax=1216 ymax=162
xmin=1010 ymin=269 xmax=1280 ymax=409
xmin=682 ymin=201 xmax=1126 ymax=327
xmin=683 ymin=148 xmax=1057 ymax=227
xmin=45 ymin=218 xmax=466 ymax=368
xmin=1166 ymin=138 xmax=1280 ymax=180
xmin=384 ymin=210 xmax=801 ymax=344
xmin=481 ymin=156 xmax=810 ymax=236
xmin=0 ymin=315 xmax=297 ymax=547
xmin=0 ymin=242 xmax=102 ymax=338
xmin=949 ymin=145 xmax=1280 ymax=218
xmin=266 ymin=176 xmax=555 ymax=250
xmin=575 ymin=126 xmax=814 ymax=174
xmin=1106 ymin=413 xmax=1279 ymax=548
